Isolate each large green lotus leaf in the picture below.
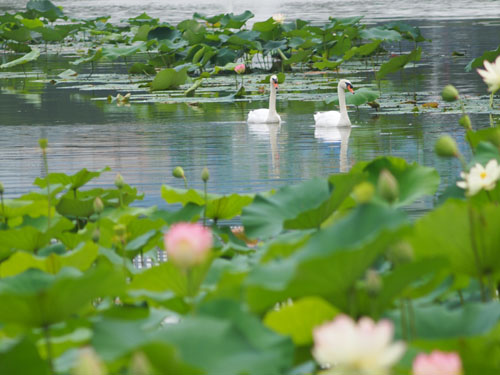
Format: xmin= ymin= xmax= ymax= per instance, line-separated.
xmin=102 ymin=42 xmax=147 ymax=61
xmin=408 ymin=199 xmax=500 ymax=278
xmin=26 ymin=0 xmax=63 ymax=20
xmin=220 ymin=10 xmax=254 ymax=29
xmin=147 ymin=26 xmax=181 ymax=41
xmin=126 ymin=289 xmax=189 ymax=313
xmin=252 ymin=18 xmax=277 ymax=33
xmin=128 ymin=259 xmax=212 ymax=297
xmin=284 ymin=172 xmax=364 ymax=230
xmin=465 ymin=45 xmax=500 ymax=72
xmin=161 ymin=185 xmax=209 ymax=205
xmin=343 ymin=40 xmax=381 ymax=60
xmin=149 ymin=204 xmax=203 ymax=224
xmin=151 ymin=67 xmax=188 ymax=91
xmin=0 ymin=226 xmax=52 ymax=254
xmin=388 ymin=301 xmax=500 ymax=339
xmin=34 ymin=168 xmax=110 ymax=191
xmin=386 ymin=21 xmax=427 ymax=42
xmin=160 ymin=299 xmax=293 ymax=375
xmin=56 ymin=197 xmax=95 ymax=218
xmin=161 ymin=185 xmax=253 ymax=221
xmin=470 ymin=141 xmax=500 ymax=166
xmin=70 ymin=48 xmax=103 ymax=66
xmin=22 ymin=18 xmax=45 ymax=30
xmin=326 ymin=87 xmax=380 ymax=107
xmin=0 ymin=264 xmax=125 ymax=327
xmin=0 ymin=199 xmax=48 ymax=222
xmin=0 ymin=48 xmax=40 ymax=69
xmin=206 ymin=194 xmax=254 ymax=221
xmin=360 ymin=27 xmax=401 ymax=41
xmin=0 ymin=336 xmax=50 ymax=375
xmin=33 ymin=26 xmax=64 ymax=42
xmin=91 ymin=311 xmax=169 ymax=362
xmin=377 ymin=47 xmax=421 ymax=80
xmin=0 ymin=216 xmax=74 ymax=258
xmin=353 ymin=156 xmax=440 ymax=207
xmin=356 ymin=258 xmax=447 ymax=318
xmin=0 ymin=242 xmax=98 ymax=277
xmin=260 ymin=231 xmax=312 ymax=263
xmin=241 ymin=178 xmax=331 ymax=239
xmin=466 ymin=128 xmax=500 ymax=150
xmin=2 ymin=27 xmax=32 ymax=43
xmin=263 ymin=296 xmax=339 ymax=345
xmin=139 ymin=341 xmax=202 ymax=375
xmin=245 ymin=203 xmax=408 ymax=312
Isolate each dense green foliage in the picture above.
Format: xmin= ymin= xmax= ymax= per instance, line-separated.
xmin=1 ymin=117 xmax=500 ymax=373
xmin=0 ymin=0 xmax=426 ymax=93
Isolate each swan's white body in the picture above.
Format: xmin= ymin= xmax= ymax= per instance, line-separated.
xmin=247 ymin=75 xmax=281 ymax=123
xmin=314 ymin=79 xmax=354 ymax=126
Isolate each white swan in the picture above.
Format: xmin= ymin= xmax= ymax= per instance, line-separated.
xmin=314 ymin=79 xmax=354 ymax=126
xmin=247 ymin=75 xmax=281 ymax=123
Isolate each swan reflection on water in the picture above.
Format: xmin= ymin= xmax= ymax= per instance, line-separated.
xmin=314 ymin=125 xmax=352 ymax=173
xmin=248 ymin=122 xmax=281 ymax=177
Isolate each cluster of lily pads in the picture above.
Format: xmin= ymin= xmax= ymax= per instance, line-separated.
xmin=1 ymin=81 xmax=500 ymax=373
xmin=0 ymin=0 xmax=430 ymax=94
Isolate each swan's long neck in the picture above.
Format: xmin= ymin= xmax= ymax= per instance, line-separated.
xmin=338 ymin=83 xmax=351 ymax=126
xmin=268 ymin=83 xmax=277 ymax=115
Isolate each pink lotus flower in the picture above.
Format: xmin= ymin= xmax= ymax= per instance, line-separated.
xmin=413 ymin=351 xmax=462 ymax=375
xmin=164 ymin=222 xmax=212 ymax=268
xmin=312 ymin=315 xmax=406 ymax=375
xmin=234 ymin=63 xmax=245 ymax=74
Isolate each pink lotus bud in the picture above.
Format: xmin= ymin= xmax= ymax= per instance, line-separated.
xmin=234 ymin=64 xmax=245 ymax=74
xmin=164 ymin=222 xmax=212 ymax=268
xmin=413 ymin=351 xmax=462 ymax=375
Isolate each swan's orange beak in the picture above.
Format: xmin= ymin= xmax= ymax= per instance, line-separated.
xmin=348 ymin=86 xmax=354 ymax=94
xmin=273 ymin=80 xmax=279 ymax=90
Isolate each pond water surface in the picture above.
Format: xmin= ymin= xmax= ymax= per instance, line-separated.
xmin=0 ymin=1 xmax=500 ymax=215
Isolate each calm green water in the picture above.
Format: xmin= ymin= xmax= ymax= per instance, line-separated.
xmin=0 ymin=16 xmax=499 ymax=213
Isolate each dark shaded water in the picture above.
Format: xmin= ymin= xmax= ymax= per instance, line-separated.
xmin=0 ymin=2 xmax=499 ymax=212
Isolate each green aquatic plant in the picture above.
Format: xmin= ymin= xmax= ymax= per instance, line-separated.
xmin=0 ymin=136 xmax=500 ymax=374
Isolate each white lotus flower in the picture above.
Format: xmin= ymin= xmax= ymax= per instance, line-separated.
xmin=477 ymin=55 xmax=500 ymax=93
xmin=272 ymin=13 xmax=285 ymax=24
xmin=456 ymin=159 xmax=500 ymax=196
xmin=312 ymin=315 xmax=406 ymax=375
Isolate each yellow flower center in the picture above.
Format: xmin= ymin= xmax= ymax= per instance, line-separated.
xmin=480 ymin=171 xmax=487 ymax=179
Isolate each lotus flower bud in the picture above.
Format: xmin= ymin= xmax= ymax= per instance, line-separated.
xmin=38 ymin=138 xmax=48 ymax=150
xmin=92 ymin=227 xmax=100 ymax=243
xmin=93 ymin=197 xmax=104 ymax=214
xmin=114 ymin=224 xmax=126 ymax=237
xmin=353 ymin=182 xmax=375 ymax=203
xmin=441 ymin=85 xmax=459 ymax=102
xmin=365 ymin=269 xmax=382 ymax=296
xmin=377 ymin=169 xmax=399 ymax=203
xmin=114 ymin=173 xmax=124 ymax=189
xmin=72 ymin=348 xmax=106 ymax=375
xmin=458 ymin=115 xmax=472 ymax=130
xmin=435 ymin=136 xmax=459 ymax=158
xmin=234 ymin=64 xmax=245 ymax=74
xmin=130 ymin=352 xmax=152 ymax=375
xmin=172 ymin=166 xmax=185 ymax=179
xmin=387 ymin=241 xmax=414 ymax=265
xmin=201 ymin=167 xmax=210 ymax=183
xmin=0 ymin=181 xmax=4 ymax=194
